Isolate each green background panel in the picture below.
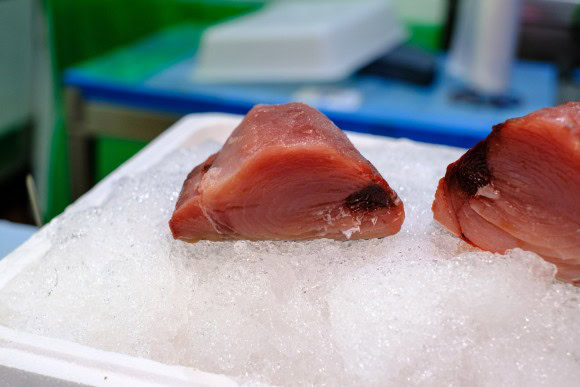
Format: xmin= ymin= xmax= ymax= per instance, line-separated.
xmin=407 ymin=24 xmax=444 ymax=51
xmin=95 ymin=137 xmax=148 ymax=182
xmin=45 ymin=0 xmax=264 ymax=221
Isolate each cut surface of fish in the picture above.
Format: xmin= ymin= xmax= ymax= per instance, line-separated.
xmin=170 ymin=103 xmax=404 ymax=242
xmin=433 ymin=102 xmax=580 ymax=285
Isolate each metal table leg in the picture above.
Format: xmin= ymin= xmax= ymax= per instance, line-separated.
xmin=65 ymin=87 xmax=181 ymax=199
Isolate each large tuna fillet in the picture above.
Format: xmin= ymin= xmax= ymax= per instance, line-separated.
xmin=432 ymin=102 xmax=580 ymax=285
xmin=170 ymin=103 xmax=404 ymax=242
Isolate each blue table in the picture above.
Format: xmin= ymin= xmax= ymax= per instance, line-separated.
xmin=0 ymin=220 xmax=36 ymax=260
xmin=63 ymin=24 xmax=558 ymax=196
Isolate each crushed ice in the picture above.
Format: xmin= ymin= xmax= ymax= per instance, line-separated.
xmin=0 ymin=139 xmax=579 ymax=386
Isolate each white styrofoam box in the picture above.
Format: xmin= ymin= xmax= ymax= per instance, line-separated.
xmin=0 ymin=113 xmax=389 ymax=386
xmin=194 ymin=0 xmax=406 ymax=82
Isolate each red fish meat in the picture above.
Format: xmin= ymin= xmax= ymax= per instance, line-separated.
xmin=170 ymin=103 xmax=404 ymax=242
xmin=432 ymin=102 xmax=580 ymax=285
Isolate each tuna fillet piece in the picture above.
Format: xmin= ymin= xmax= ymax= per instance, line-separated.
xmin=170 ymin=103 xmax=404 ymax=242
xmin=432 ymin=102 xmax=580 ymax=285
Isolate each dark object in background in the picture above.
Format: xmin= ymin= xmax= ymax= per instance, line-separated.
xmin=443 ymin=0 xmax=459 ymax=50
xmin=0 ymin=171 xmax=35 ymax=226
xmin=518 ymin=0 xmax=580 ymax=103
xmin=444 ymin=0 xmax=579 ymax=74
xmin=518 ymin=0 xmax=579 ymax=72
xmin=358 ymin=43 xmax=437 ymax=86
xmin=450 ymin=88 xmax=521 ymax=109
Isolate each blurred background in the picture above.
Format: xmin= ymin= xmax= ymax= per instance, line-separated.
xmin=0 ymin=0 xmax=579 ymax=252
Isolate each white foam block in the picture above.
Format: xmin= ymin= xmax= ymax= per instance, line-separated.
xmin=194 ymin=0 xmax=406 ymax=82
xmin=0 ymin=114 xmax=579 ymax=386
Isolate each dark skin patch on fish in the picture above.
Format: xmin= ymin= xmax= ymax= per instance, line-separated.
xmin=345 ymin=184 xmax=392 ymax=212
xmin=201 ymin=153 xmax=218 ymax=173
xmin=449 ymin=139 xmax=491 ymax=196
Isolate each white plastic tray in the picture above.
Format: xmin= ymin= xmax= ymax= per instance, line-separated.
xmin=194 ymin=0 xmax=405 ymax=82
xmin=0 ymin=113 xmax=396 ymax=386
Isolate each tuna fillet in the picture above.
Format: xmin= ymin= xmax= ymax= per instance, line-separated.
xmin=433 ymin=102 xmax=580 ymax=285
xmin=170 ymin=103 xmax=404 ymax=242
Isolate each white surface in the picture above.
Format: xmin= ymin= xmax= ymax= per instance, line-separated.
xmin=0 ymin=114 xmax=242 ymax=387
xmin=0 ymin=113 xmax=579 ymax=386
xmin=194 ymin=0 xmax=405 ymax=82
xmin=0 ymin=325 xmax=236 ymax=387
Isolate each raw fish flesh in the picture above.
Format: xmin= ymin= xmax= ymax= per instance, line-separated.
xmin=433 ymin=102 xmax=580 ymax=284
xmin=170 ymin=103 xmax=404 ymax=242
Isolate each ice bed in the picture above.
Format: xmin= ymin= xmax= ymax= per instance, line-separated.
xmin=0 ymin=114 xmax=578 ymax=386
